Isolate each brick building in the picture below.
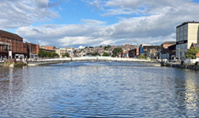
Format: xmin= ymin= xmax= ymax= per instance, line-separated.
xmin=139 ymin=44 xmax=161 ymax=59
xmin=129 ymin=48 xmax=139 ymax=58
xmin=40 ymin=46 xmax=56 ymax=50
xmin=160 ymin=41 xmax=176 ymax=60
xmin=0 ymin=30 xmax=27 ymax=59
xmin=24 ymin=42 xmax=40 ymax=58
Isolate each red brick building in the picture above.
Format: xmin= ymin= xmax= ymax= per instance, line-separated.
xmin=0 ymin=30 xmax=40 ymax=59
xmin=0 ymin=30 xmax=28 ymax=59
xmin=40 ymin=46 xmax=56 ymax=50
xmin=24 ymin=42 xmax=40 ymax=58
xmin=129 ymin=48 xmax=139 ymax=58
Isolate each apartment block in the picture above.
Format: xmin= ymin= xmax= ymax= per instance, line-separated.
xmin=176 ymin=21 xmax=199 ymax=59
xmin=55 ymin=48 xmax=68 ymax=57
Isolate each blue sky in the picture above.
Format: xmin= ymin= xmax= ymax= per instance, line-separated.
xmin=1 ymin=0 xmax=199 ymax=48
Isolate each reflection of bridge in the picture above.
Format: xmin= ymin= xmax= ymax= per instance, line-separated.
xmin=28 ymin=57 xmax=159 ymax=66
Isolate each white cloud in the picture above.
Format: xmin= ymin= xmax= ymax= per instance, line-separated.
xmin=102 ymin=8 xmax=134 ymax=16
xmin=0 ymin=0 xmax=59 ymax=29
xmin=82 ymin=0 xmax=105 ymax=10
xmin=15 ymin=0 xmax=199 ymax=47
xmin=78 ymin=46 xmax=85 ymax=49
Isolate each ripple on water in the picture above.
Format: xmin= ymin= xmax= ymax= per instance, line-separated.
xmin=1 ymin=62 xmax=199 ymax=117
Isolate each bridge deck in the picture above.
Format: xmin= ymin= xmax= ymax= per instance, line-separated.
xmin=27 ymin=57 xmax=160 ymax=66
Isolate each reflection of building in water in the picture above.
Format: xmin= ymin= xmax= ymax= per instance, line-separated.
xmin=175 ymin=70 xmax=199 ymax=117
xmin=184 ymin=79 xmax=199 ymax=114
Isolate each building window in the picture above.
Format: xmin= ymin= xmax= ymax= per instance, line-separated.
xmin=4 ymin=46 xmax=7 ymax=51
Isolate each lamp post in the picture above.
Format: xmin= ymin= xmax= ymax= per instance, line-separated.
xmin=29 ymin=43 xmax=32 ymax=59
xmin=8 ymin=39 xmax=12 ymax=59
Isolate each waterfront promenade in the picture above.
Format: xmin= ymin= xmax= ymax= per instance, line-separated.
xmin=27 ymin=57 xmax=159 ymax=66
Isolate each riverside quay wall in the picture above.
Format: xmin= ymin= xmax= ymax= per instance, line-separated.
xmin=161 ymin=62 xmax=199 ymax=70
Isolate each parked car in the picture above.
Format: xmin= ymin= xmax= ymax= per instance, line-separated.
xmin=15 ymin=54 xmax=25 ymax=62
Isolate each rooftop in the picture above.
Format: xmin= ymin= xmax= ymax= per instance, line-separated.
xmin=0 ymin=30 xmax=22 ymax=40
xmin=162 ymin=41 xmax=176 ymax=44
xmin=192 ymin=43 xmax=199 ymax=50
xmin=177 ymin=21 xmax=199 ymax=28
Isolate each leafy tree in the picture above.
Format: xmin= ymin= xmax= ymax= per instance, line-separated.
xmin=38 ymin=50 xmax=46 ymax=57
xmin=51 ymin=52 xmax=59 ymax=58
xmin=38 ymin=50 xmax=59 ymax=58
xmin=62 ymin=52 xmax=70 ymax=57
xmin=112 ymin=47 xmax=123 ymax=57
xmin=186 ymin=47 xmax=199 ymax=59
xmin=102 ymin=52 xmax=110 ymax=56
xmin=104 ymin=45 xmax=111 ymax=50
xmin=92 ymin=52 xmax=100 ymax=56
xmin=47 ymin=52 xmax=51 ymax=57
xmin=138 ymin=54 xmax=145 ymax=59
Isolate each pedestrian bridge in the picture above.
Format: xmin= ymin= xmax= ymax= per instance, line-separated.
xmin=27 ymin=56 xmax=157 ymax=66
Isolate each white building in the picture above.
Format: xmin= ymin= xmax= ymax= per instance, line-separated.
xmin=176 ymin=21 xmax=199 ymax=59
xmin=55 ymin=48 xmax=67 ymax=57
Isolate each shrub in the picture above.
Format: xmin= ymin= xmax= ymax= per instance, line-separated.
xmin=138 ymin=54 xmax=145 ymax=59
xmin=186 ymin=47 xmax=199 ymax=59
xmin=102 ymin=52 xmax=110 ymax=56
xmin=112 ymin=47 xmax=123 ymax=57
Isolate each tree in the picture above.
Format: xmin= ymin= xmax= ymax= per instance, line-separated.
xmin=112 ymin=47 xmax=123 ymax=57
xmin=51 ymin=52 xmax=59 ymax=58
xmin=186 ymin=47 xmax=199 ymax=59
xmin=38 ymin=50 xmax=58 ymax=58
xmin=38 ymin=50 xmax=46 ymax=57
xmin=104 ymin=45 xmax=111 ymax=50
xmin=102 ymin=52 xmax=110 ymax=56
xmin=92 ymin=52 xmax=100 ymax=56
xmin=138 ymin=54 xmax=145 ymax=59
xmin=62 ymin=52 xmax=70 ymax=57
xmin=47 ymin=52 xmax=51 ymax=57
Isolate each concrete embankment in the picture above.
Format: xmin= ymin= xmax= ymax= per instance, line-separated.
xmin=0 ymin=62 xmax=3 ymax=67
xmin=27 ymin=57 xmax=160 ymax=66
xmin=161 ymin=62 xmax=199 ymax=70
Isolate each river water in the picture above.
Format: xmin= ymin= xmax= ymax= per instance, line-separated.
xmin=0 ymin=61 xmax=199 ymax=117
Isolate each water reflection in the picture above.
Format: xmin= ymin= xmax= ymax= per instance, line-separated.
xmin=0 ymin=61 xmax=199 ymax=117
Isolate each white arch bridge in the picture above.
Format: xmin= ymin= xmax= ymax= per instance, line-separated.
xmin=27 ymin=56 xmax=160 ymax=66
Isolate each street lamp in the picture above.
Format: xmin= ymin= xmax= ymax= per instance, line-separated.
xmin=8 ymin=39 xmax=12 ymax=59
xmin=29 ymin=43 xmax=32 ymax=59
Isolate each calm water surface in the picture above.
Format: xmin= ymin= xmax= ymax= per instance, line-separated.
xmin=1 ymin=61 xmax=199 ymax=117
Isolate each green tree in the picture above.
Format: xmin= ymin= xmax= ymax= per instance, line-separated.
xmin=62 ymin=52 xmax=70 ymax=57
xmin=112 ymin=47 xmax=123 ymax=57
xmin=104 ymin=45 xmax=111 ymax=50
xmin=38 ymin=50 xmax=46 ymax=57
xmin=46 ymin=52 xmax=51 ymax=57
xmin=92 ymin=52 xmax=100 ymax=56
xmin=186 ymin=47 xmax=199 ymax=59
xmin=86 ymin=53 xmax=93 ymax=56
xmin=102 ymin=52 xmax=110 ymax=56
xmin=51 ymin=52 xmax=59 ymax=58
xmin=138 ymin=54 xmax=145 ymax=59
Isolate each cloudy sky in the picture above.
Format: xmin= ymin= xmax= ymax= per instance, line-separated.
xmin=1 ymin=0 xmax=199 ymax=48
